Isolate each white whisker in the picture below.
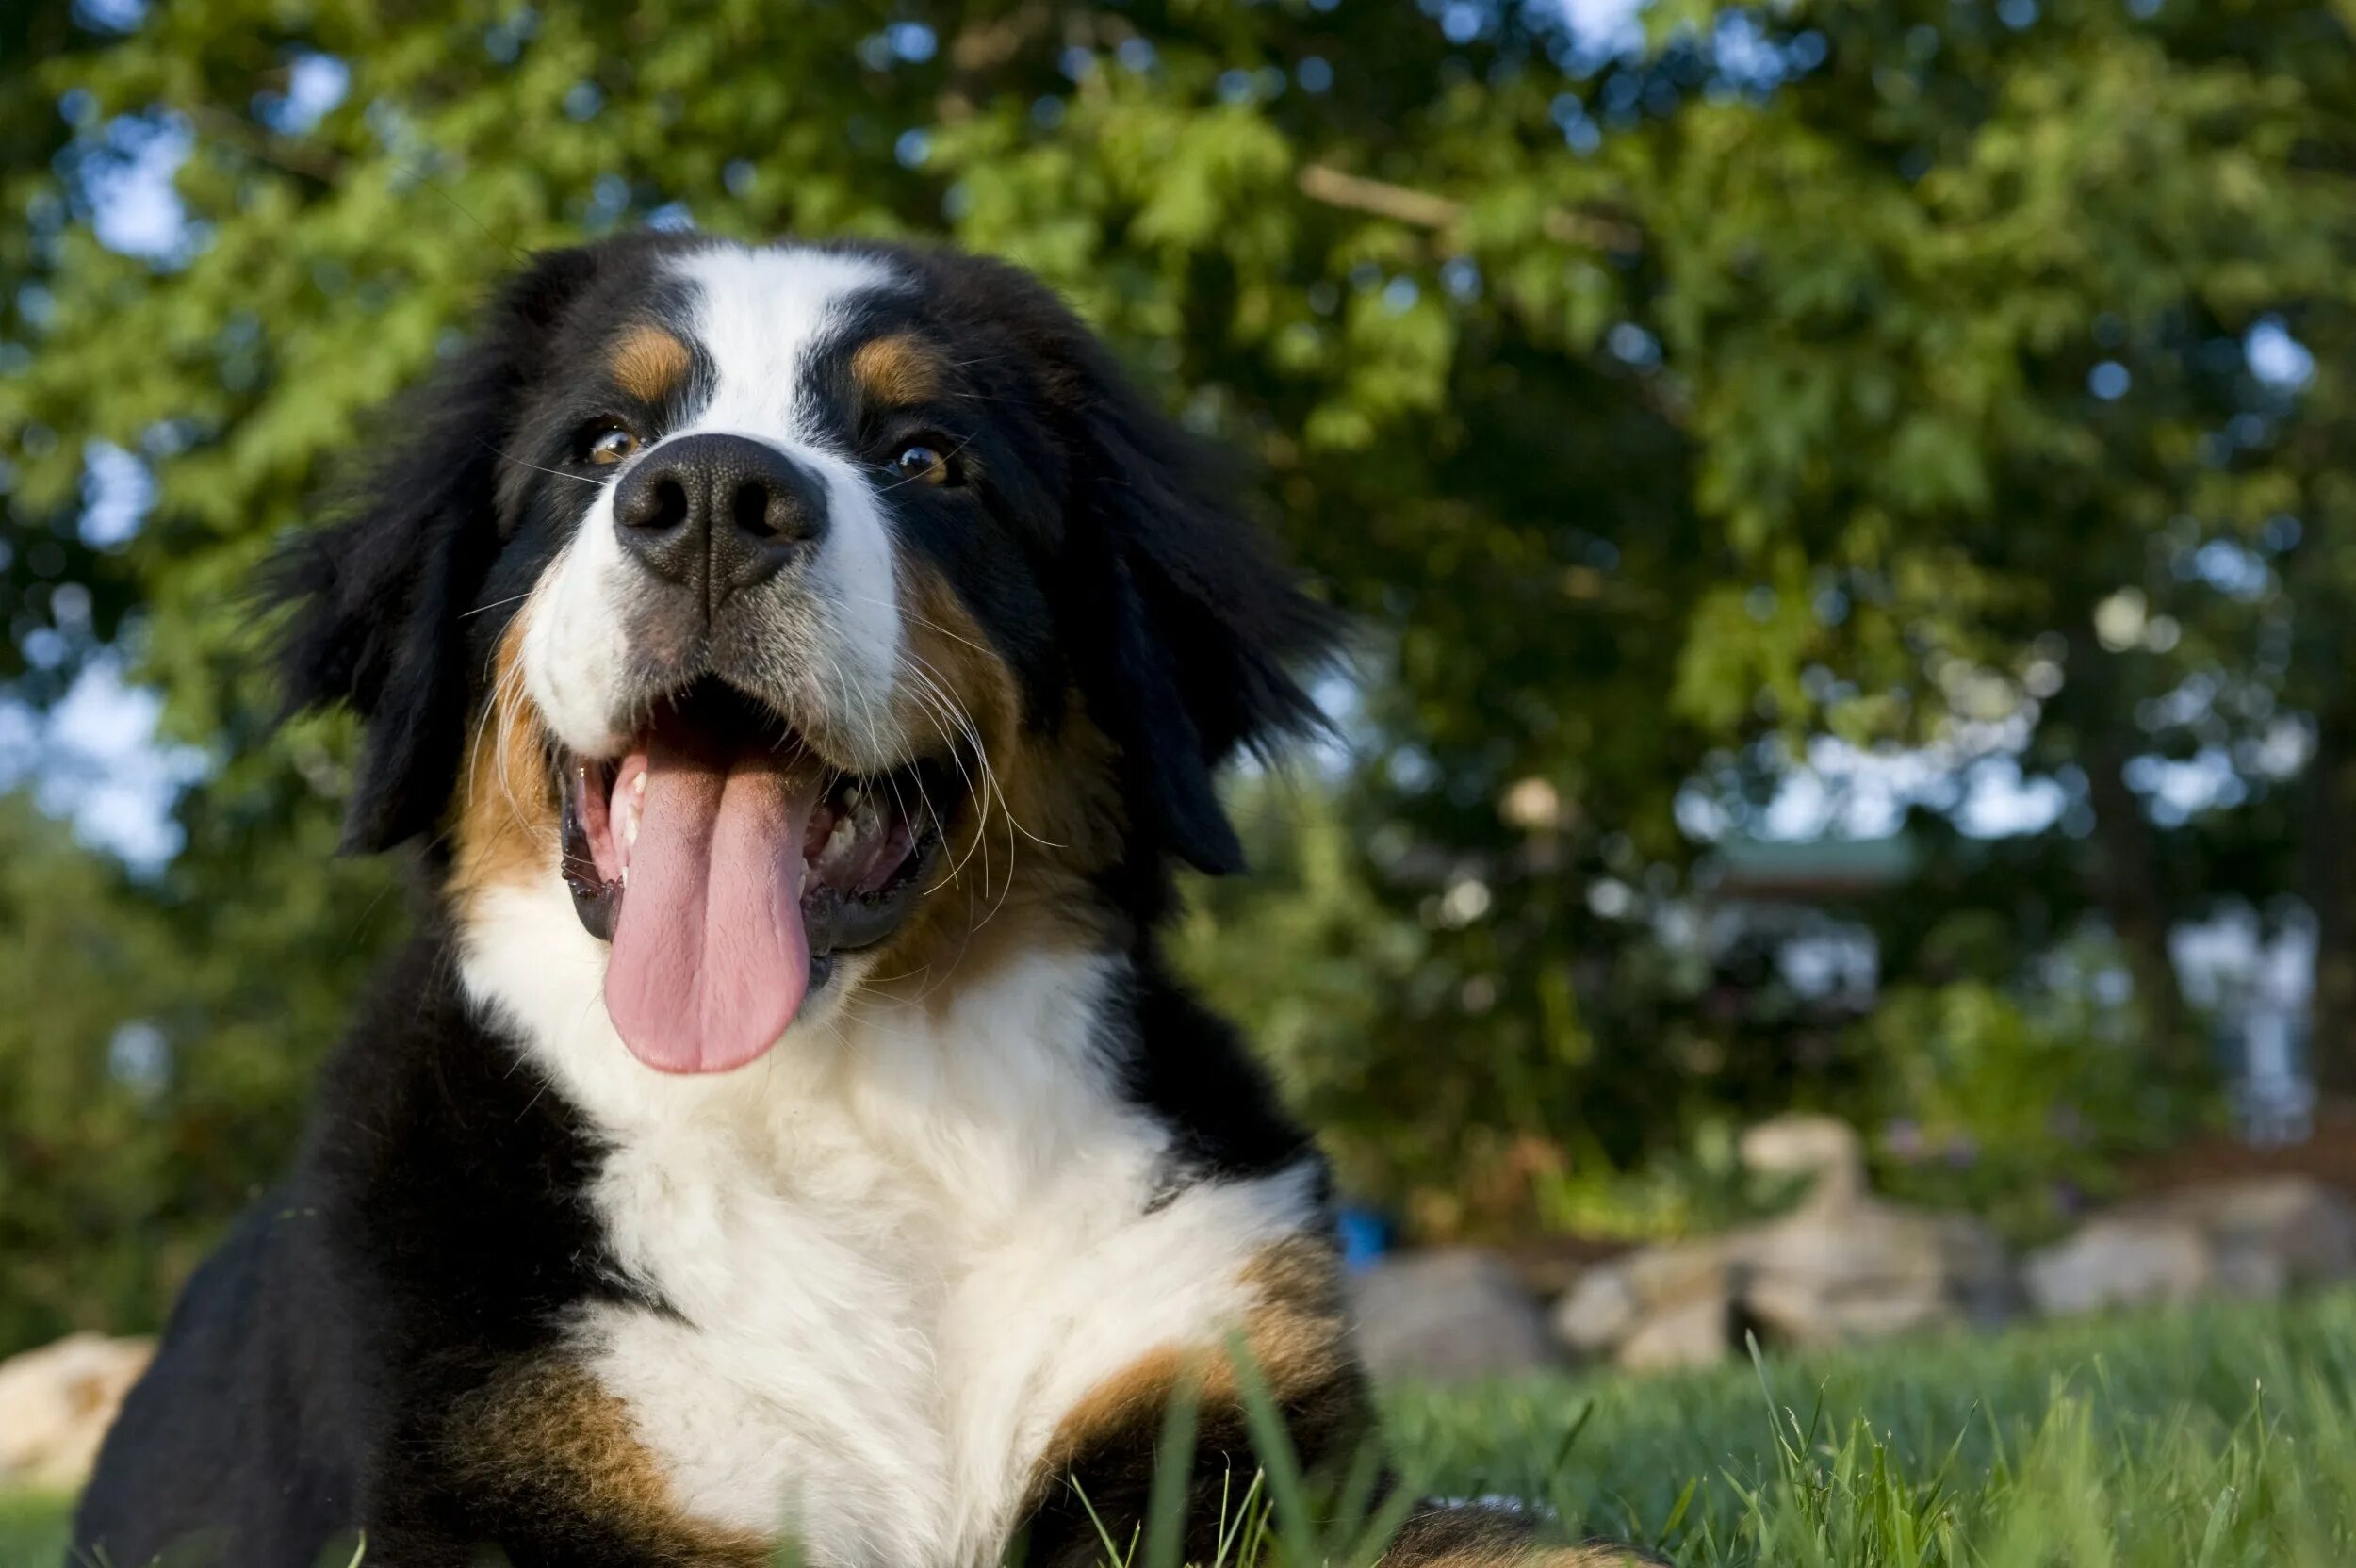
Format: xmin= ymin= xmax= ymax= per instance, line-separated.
xmin=483 ymin=442 xmax=608 ymax=488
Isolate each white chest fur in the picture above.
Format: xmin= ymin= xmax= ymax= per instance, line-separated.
xmin=457 ymin=881 xmax=1320 ymax=1568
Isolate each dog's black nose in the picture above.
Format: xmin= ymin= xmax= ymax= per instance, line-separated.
xmin=612 ymin=433 xmax=828 ymax=613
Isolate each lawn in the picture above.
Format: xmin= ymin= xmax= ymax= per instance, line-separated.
xmin=10 ymin=1289 xmax=2355 ymax=1566
xmin=0 ymin=1493 xmax=65 ymax=1568
xmin=1384 ymin=1286 xmax=2356 ymax=1566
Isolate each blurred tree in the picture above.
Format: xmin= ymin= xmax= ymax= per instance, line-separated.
xmin=1 ymin=0 xmax=2352 ymax=1334
xmin=1 ymin=0 xmax=135 ymax=700
xmin=1634 ymin=0 xmax=2354 ymax=1096
xmin=0 ymin=787 xmax=398 ymax=1350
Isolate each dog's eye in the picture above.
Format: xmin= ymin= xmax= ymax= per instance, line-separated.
xmin=587 ymin=428 xmax=640 ymax=466
xmin=890 ymin=444 xmax=953 ymax=486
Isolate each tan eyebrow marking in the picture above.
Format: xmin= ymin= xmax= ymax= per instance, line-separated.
xmin=609 ymin=323 xmax=693 ymax=403
xmin=850 ymin=332 xmax=946 ymax=406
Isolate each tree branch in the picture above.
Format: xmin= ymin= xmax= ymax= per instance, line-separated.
xmin=1296 ymin=163 xmax=1642 ymax=253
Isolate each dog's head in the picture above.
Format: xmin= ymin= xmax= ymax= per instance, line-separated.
xmin=278 ymin=236 xmax=1330 ymax=1073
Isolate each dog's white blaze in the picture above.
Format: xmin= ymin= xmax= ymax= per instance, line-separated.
xmin=674 ymin=245 xmax=892 ymax=435
xmin=522 ymin=243 xmax=908 ymax=765
xmin=672 ymin=246 xmax=905 ymax=763
xmin=454 ymin=878 xmax=1323 ymax=1568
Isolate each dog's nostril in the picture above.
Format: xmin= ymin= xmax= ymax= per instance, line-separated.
xmin=649 ymin=477 xmax=690 ymax=528
xmin=620 ymin=473 xmax=691 ymax=531
xmin=730 ymin=481 xmax=778 ymax=539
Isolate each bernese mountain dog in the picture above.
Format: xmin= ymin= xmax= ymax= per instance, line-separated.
xmin=74 ymin=235 xmax=1653 ymax=1568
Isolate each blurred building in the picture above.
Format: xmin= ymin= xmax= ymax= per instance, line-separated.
xmin=1707 ymin=834 xmax=2318 ymax=1146
xmin=1703 ymin=833 xmax=1916 ymax=1014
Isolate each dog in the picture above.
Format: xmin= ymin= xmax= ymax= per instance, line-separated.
xmin=74 ymin=235 xmax=1652 ymax=1568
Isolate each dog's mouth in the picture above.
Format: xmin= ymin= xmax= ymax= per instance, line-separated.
xmin=556 ymin=680 xmax=946 ymax=1074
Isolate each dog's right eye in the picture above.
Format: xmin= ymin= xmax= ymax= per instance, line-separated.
xmin=584 ymin=426 xmax=641 ymax=466
xmin=890 ymin=444 xmax=950 ymax=485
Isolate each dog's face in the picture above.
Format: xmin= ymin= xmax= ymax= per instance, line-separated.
xmin=281 ymin=236 xmax=1328 ymax=1073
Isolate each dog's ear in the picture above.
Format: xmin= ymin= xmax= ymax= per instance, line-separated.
xmin=1059 ymin=345 xmax=1338 ymax=876
xmin=274 ymin=247 xmax=600 ymax=854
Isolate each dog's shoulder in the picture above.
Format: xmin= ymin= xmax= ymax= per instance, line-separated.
xmin=77 ymin=932 xmax=690 ymax=1565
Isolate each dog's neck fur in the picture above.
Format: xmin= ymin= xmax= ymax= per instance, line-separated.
xmin=454 ymin=872 xmax=1137 ymax=1177
xmin=451 ymin=873 xmax=1316 ymax=1566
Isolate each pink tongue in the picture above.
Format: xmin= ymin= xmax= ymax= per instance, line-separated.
xmin=604 ymin=738 xmax=821 ymax=1074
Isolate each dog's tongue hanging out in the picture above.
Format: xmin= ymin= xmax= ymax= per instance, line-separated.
xmin=603 ymin=730 xmax=825 ymax=1074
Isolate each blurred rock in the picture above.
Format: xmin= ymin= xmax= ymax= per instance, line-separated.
xmin=1739 ymin=1114 xmax=1868 ymax=1200
xmin=2023 ymin=1218 xmax=2211 ymax=1315
xmin=1621 ymin=1239 xmax=1733 ymax=1307
xmin=1616 ymin=1291 xmax=1730 ymax=1371
xmin=2025 ymin=1177 xmax=2356 ymax=1317
xmin=1350 ymin=1247 xmax=1562 ymax=1380
xmin=0 ymin=1331 xmax=152 ymax=1490
xmin=1547 ymin=1114 xmax=2019 ymax=1370
xmin=1551 ymin=1262 xmax=1641 ymax=1356
xmin=2155 ymin=1175 xmax=2356 ymax=1289
xmin=1736 ymin=1200 xmax=2015 ymax=1347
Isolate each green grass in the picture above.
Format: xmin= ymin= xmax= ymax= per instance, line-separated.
xmin=0 ymin=1492 xmax=67 ymax=1568
xmin=1384 ymin=1287 xmax=2356 ymax=1565
xmin=11 ymin=1290 xmax=2356 ymax=1566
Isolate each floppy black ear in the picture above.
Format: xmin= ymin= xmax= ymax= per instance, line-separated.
xmin=274 ymin=247 xmax=599 ymax=853
xmin=1063 ymin=356 xmax=1338 ymax=876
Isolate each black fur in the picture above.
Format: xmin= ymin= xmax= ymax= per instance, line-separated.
xmin=273 ymin=245 xmax=608 ymax=853
xmin=77 ymin=235 xmax=1356 ymax=1568
xmin=77 ymin=935 xmax=645 ymax=1565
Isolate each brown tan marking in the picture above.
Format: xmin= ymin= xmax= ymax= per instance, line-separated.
xmin=1025 ymin=1242 xmax=1661 ymax=1567
xmin=1235 ymin=1232 xmax=1356 ymax=1402
xmin=1039 ymin=1342 xmax=1212 ymax=1475
xmin=850 ymin=331 xmax=947 ymax=407
xmin=446 ymin=1360 xmax=769 ymax=1566
xmin=610 ymin=323 xmax=693 ymax=404
xmin=448 ymin=610 xmax=560 ymax=906
xmin=1029 ymin=1233 xmax=1358 ymax=1493
xmin=865 ymin=549 xmax=1129 ymax=1003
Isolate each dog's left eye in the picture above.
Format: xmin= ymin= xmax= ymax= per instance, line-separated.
xmin=586 ymin=428 xmax=640 ymax=466
xmin=889 ymin=444 xmax=953 ymax=486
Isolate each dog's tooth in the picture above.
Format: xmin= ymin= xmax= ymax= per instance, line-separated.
xmin=824 ymin=814 xmax=859 ymax=862
xmin=632 ymin=770 xmax=647 ymax=798
xmin=623 ymin=807 xmax=638 ymax=847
